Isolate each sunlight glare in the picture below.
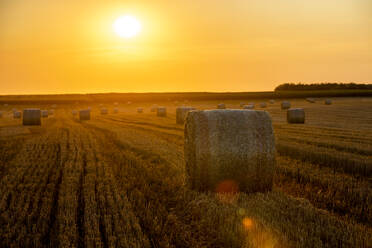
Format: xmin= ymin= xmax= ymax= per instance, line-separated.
xmin=113 ymin=15 xmax=141 ymax=38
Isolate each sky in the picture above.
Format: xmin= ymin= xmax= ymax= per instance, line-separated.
xmin=0 ymin=0 xmax=371 ymax=94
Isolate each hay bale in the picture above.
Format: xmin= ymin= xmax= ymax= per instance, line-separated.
xmin=114 ymin=102 xmax=119 ymax=106
xmin=72 ymin=110 xmax=78 ymax=116
xmin=259 ymin=102 xmax=267 ymax=108
xmin=51 ymin=104 xmax=57 ymax=108
xmin=287 ymin=108 xmax=305 ymax=124
xmin=100 ymin=108 xmax=108 ymax=115
xmin=49 ymin=109 xmax=54 ymax=115
xmin=157 ymin=107 xmax=167 ymax=117
xmin=281 ymin=101 xmax=291 ymax=110
xmin=150 ymin=105 xmax=158 ymax=112
xmin=217 ymin=103 xmax=226 ymax=109
xmin=79 ymin=109 xmax=91 ymax=121
xmin=306 ymin=98 xmax=315 ymax=103
xmin=240 ymin=102 xmax=246 ymax=107
xmin=325 ymin=99 xmax=332 ymax=105
xmin=269 ymin=99 xmax=275 ymax=104
xmin=184 ymin=110 xmax=275 ymax=193
xmin=4 ymin=104 xmax=8 ymax=107
xmin=41 ymin=110 xmax=48 ymax=118
xmin=13 ymin=111 xmax=21 ymax=119
xmin=23 ymin=109 xmax=41 ymax=126
xmin=113 ymin=108 xmax=119 ymax=113
xmin=137 ymin=108 xmax=143 ymax=113
xmin=243 ymin=104 xmax=254 ymax=109
xmin=176 ymin=106 xmax=195 ymax=124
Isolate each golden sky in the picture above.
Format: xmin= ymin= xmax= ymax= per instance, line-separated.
xmin=0 ymin=0 xmax=371 ymax=94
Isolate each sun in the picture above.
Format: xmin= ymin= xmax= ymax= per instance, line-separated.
xmin=113 ymin=15 xmax=142 ymax=38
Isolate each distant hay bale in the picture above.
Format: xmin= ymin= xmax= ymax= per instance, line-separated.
xmin=113 ymin=108 xmax=118 ymax=113
xmin=114 ymin=102 xmax=119 ymax=106
xmin=51 ymin=104 xmax=57 ymax=108
xmin=157 ymin=107 xmax=167 ymax=117
xmin=240 ymin=102 xmax=246 ymax=107
xmin=150 ymin=105 xmax=158 ymax=112
xmin=243 ymin=104 xmax=254 ymax=109
xmin=325 ymin=99 xmax=332 ymax=105
xmin=4 ymin=104 xmax=8 ymax=107
xmin=13 ymin=111 xmax=21 ymax=119
xmin=259 ymin=102 xmax=267 ymax=108
xmin=41 ymin=110 xmax=48 ymax=118
xmin=49 ymin=109 xmax=54 ymax=115
xmin=79 ymin=109 xmax=91 ymax=121
xmin=287 ymin=108 xmax=305 ymax=124
xmin=23 ymin=109 xmax=41 ymax=126
xmin=127 ymin=101 xmax=132 ymax=105
xmin=269 ymin=99 xmax=275 ymax=104
xmin=306 ymin=98 xmax=315 ymax=103
xmin=100 ymin=108 xmax=108 ymax=115
xmin=281 ymin=101 xmax=291 ymax=110
xmin=72 ymin=110 xmax=78 ymax=116
xmin=137 ymin=107 xmax=143 ymax=113
xmin=176 ymin=106 xmax=195 ymax=124
xmin=184 ymin=110 xmax=275 ymax=193
xmin=217 ymin=103 xmax=226 ymax=109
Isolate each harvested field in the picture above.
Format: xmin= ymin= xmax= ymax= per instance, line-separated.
xmin=0 ymin=97 xmax=371 ymax=247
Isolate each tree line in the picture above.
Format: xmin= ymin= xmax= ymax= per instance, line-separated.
xmin=275 ymin=83 xmax=372 ymax=91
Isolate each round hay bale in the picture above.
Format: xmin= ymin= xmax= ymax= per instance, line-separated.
xmin=137 ymin=107 xmax=143 ymax=113
xmin=41 ymin=110 xmax=48 ymax=118
xmin=240 ymin=102 xmax=246 ymax=107
xmin=281 ymin=101 xmax=291 ymax=110
xmin=72 ymin=110 xmax=78 ymax=116
xmin=23 ymin=109 xmax=41 ymax=126
xmin=100 ymin=108 xmax=108 ymax=115
xmin=325 ymin=99 xmax=332 ymax=105
xmin=4 ymin=104 xmax=8 ymax=107
xmin=217 ymin=103 xmax=226 ymax=109
xmin=176 ymin=106 xmax=195 ymax=124
xmin=79 ymin=109 xmax=91 ymax=121
xmin=259 ymin=102 xmax=267 ymax=108
xmin=114 ymin=102 xmax=119 ymax=106
xmin=243 ymin=104 xmax=254 ymax=109
xmin=269 ymin=99 xmax=275 ymax=104
xmin=287 ymin=108 xmax=305 ymax=124
xmin=49 ymin=109 xmax=54 ymax=115
xmin=150 ymin=105 xmax=158 ymax=112
xmin=184 ymin=109 xmax=275 ymax=193
xmin=113 ymin=108 xmax=119 ymax=114
xmin=13 ymin=111 xmax=21 ymax=119
xmin=306 ymin=98 xmax=315 ymax=103
xmin=157 ymin=107 xmax=167 ymax=117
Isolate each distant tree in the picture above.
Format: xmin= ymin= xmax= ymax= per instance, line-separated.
xmin=274 ymin=83 xmax=372 ymax=91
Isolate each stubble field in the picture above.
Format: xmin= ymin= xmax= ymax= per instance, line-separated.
xmin=0 ymin=97 xmax=371 ymax=248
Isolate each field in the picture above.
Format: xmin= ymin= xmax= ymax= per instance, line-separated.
xmin=0 ymin=97 xmax=371 ymax=248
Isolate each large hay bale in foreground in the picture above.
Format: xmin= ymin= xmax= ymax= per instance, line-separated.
xmin=287 ymin=108 xmax=305 ymax=124
xmin=243 ymin=104 xmax=254 ymax=109
xmin=325 ymin=99 xmax=332 ymax=105
xmin=184 ymin=110 xmax=275 ymax=193
xmin=137 ymin=108 xmax=143 ymax=113
xmin=41 ymin=110 xmax=48 ymax=118
xmin=260 ymin=102 xmax=267 ymax=108
xmin=101 ymin=108 xmax=108 ymax=115
xmin=23 ymin=109 xmax=41 ymax=126
xmin=79 ymin=109 xmax=91 ymax=121
xmin=281 ymin=101 xmax=291 ymax=110
xmin=157 ymin=107 xmax=167 ymax=117
xmin=13 ymin=111 xmax=21 ymax=119
xmin=176 ymin=106 xmax=195 ymax=124
xmin=217 ymin=103 xmax=226 ymax=109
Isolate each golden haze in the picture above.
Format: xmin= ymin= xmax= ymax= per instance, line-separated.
xmin=0 ymin=0 xmax=371 ymax=94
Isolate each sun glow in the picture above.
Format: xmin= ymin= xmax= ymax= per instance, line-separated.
xmin=113 ymin=15 xmax=142 ymax=38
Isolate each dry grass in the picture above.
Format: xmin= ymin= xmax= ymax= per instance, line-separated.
xmin=0 ymin=97 xmax=371 ymax=247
